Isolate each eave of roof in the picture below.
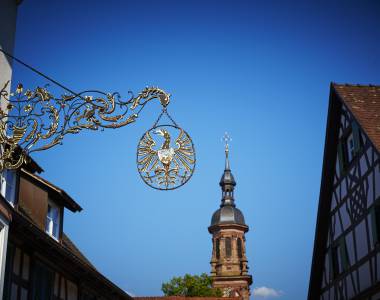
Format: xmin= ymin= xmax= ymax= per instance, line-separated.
xmin=20 ymin=168 xmax=82 ymax=212
xmin=11 ymin=208 xmax=132 ymax=300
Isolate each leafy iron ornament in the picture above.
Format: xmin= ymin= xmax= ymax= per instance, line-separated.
xmin=0 ymin=81 xmax=195 ymax=190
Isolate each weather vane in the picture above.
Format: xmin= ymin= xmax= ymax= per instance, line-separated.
xmin=222 ymin=132 xmax=232 ymax=153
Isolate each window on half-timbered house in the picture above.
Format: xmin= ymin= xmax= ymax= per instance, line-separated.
xmin=54 ymin=273 xmax=78 ymax=300
xmin=46 ymin=200 xmax=61 ymax=240
xmin=32 ymin=260 xmax=55 ymax=300
xmin=331 ymin=237 xmax=349 ymax=279
xmin=0 ymin=170 xmax=17 ymax=205
xmin=369 ymin=201 xmax=380 ymax=245
xmin=338 ymin=121 xmax=363 ymax=172
xmin=3 ymin=244 xmax=31 ymax=300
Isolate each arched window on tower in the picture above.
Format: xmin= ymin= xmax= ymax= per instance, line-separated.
xmin=225 ymin=237 xmax=232 ymax=257
xmin=216 ymin=239 xmax=220 ymax=259
xmin=237 ymin=238 xmax=243 ymax=258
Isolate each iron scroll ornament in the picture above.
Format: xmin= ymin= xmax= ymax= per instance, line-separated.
xmin=0 ymin=81 xmax=196 ymax=190
xmin=136 ymin=112 xmax=196 ymax=190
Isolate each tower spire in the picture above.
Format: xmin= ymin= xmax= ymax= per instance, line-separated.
xmin=209 ymin=132 xmax=252 ymax=299
xmin=220 ymin=132 xmax=236 ymax=207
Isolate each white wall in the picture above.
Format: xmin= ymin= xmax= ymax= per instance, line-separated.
xmin=0 ymin=0 xmax=19 ymax=297
xmin=0 ymin=214 xmax=9 ymax=298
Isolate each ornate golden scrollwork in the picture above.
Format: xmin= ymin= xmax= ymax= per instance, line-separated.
xmin=0 ymin=81 xmax=171 ymax=171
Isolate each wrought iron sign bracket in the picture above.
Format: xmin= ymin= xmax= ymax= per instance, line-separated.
xmin=0 ymin=49 xmax=195 ymax=190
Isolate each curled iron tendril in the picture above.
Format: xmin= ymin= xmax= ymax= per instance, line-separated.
xmin=0 ymin=81 xmax=170 ymax=171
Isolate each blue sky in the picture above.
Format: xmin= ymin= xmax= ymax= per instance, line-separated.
xmin=11 ymin=1 xmax=380 ymax=299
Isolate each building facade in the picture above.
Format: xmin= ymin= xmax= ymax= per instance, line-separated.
xmin=0 ymin=160 xmax=133 ymax=300
xmin=309 ymin=84 xmax=380 ymax=299
xmin=0 ymin=1 xmax=22 ymax=296
xmin=208 ymin=146 xmax=252 ymax=300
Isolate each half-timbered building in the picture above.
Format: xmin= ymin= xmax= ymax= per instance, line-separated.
xmin=0 ymin=158 xmax=132 ymax=300
xmin=309 ymin=84 xmax=380 ymax=299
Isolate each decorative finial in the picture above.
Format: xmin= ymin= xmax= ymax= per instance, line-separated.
xmin=222 ymin=132 xmax=232 ymax=170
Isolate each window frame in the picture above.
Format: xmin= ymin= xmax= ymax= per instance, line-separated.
xmin=45 ymin=200 xmax=61 ymax=241
xmin=338 ymin=121 xmax=363 ymax=173
xmin=3 ymin=245 xmax=31 ymax=300
xmin=331 ymin=237 xmax=350 ymax=280
xmin=0 ymin=170 xmax=17 ymax=206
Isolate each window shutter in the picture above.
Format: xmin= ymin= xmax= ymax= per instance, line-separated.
xmin=352 ymin=121 xmax=361 ymax=153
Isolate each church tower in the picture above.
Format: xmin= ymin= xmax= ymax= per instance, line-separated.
xmin=208 ymin=136 xmax=252 ymax=300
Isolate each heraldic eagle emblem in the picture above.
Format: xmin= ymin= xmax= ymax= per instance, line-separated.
xmin=137 ymin=125 xmax=196 ymax=190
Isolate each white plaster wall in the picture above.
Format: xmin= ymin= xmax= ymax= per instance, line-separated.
xmin=0 ymin=215 xmax=9 ymax=298
xmin=0 ymin=0 xmax=18 ymax=297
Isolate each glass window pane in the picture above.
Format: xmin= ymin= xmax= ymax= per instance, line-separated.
xmin=20 ymin=288 xmax=28 ymax=300
xmin=54 ymin=273 xmax=59 ymax=296
xmin=22 ymin=253 xmax=30 ymax=280
xmin=10 ymin=283 xmax=18 ymax=300
xmin=46 ymin=202 xmax=60 ymax=239
xmin=60 ymin=277 xmax=66 ymax=299
xmin=13 ymin=247 xmax=21 ymax=275
xmin=67 ymin=280 xmax=78 ymax=300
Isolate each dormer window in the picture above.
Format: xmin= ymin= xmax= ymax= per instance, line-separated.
xmin=45 ymin=201 xmax=60 ymax=240
xmin=0 ymin=170 xmax=16 ymax=205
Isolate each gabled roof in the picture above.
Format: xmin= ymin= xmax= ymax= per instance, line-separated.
xmin=308 ymin=83 xmax=380 ymax=299
xmin=20 ymin=168 xmax=82 ymax=212
xmin=333 ymin=83 xmax=380 ymax=151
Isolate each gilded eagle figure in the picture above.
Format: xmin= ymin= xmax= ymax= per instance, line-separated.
xmin=137 ymin=127 xmax=195 ymax=189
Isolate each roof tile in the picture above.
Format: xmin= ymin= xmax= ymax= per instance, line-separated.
xmin=333 ymin=83 xmax=380 ymax=151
